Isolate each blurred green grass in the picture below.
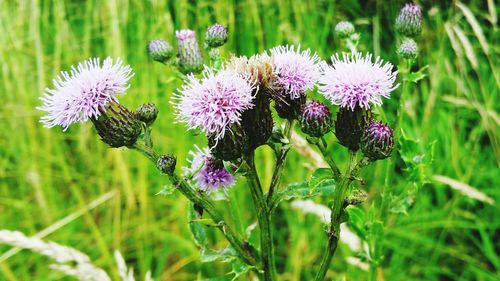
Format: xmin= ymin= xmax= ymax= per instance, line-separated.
xmin=0 ymin=0 xmax=498 ymax=280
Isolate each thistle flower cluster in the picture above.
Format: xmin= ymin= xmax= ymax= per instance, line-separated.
xmin=334 ymin=21 xmax=355 ymax=39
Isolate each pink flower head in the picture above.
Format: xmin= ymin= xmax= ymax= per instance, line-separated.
xmin=270 ymin=45 xmax=321 ymax=99
xmin=319 ymin=53 xmax=398 ymax=110
xmin=185 ymin=146 xmax=235 ymax=193
xmin=174 ymin=68 xmax=256 ymax=141
xmin=38 ymin=57 xmax=133 ymax=130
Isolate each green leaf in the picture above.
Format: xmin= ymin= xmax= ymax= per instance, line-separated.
xmin=399 ymin=131 xmax=436 ymax=187
xmin=155 ymin=184 xmax=176 ymax=196
xmin=200 ymin=246 xmax=238 ymax=263
xmin=346 ymin=206 xmax=367 ymax=240
xmin=389 ymin=191 xmax=415 ymax=215
xmin=187 ymin=203 xmax=207 ymax=248
xmin=273 ymin=179 xmax=336 ymax=206
xmin=309 ymin=168 xmax=334 ymax=192
xmin=404 ymin=65 xmax=429 ymax=83
xmin=228 ymin=260 xmax=255 ymax=281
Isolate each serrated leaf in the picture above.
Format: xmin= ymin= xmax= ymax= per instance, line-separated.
xmin=228 ymin=260 xmax=255 ymax=281
xmin=187 ymin=203 xmax=207 ymax=248
xmin=155 ymin=184 xmax=176 ymax=196
xmin=389 ymin=191 xmax=415 ymax=215
xmin=346 ymin=206 xmax=367 ymax=240
xmin=309 ymin=168 xmax=334 ymax=192
xmin=404 ymin=65 xmax=429 ymax=83
xmin=273 ymin=179 xmax=336 ymax=206
xmin=200 ymin=246 xmax=238 ymax=263
xmin=399 ymin=131 xmax=435 ymax=186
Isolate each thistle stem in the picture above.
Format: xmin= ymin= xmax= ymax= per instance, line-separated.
xmin=169 ymin=174 xmax=260 ymax=267
xmin=316 ymin=137 xmax=342 ymax=182
xmin=266 ymin=120 xmax=293 ymax=207
xmin=314 ymin=151 xmax=369 ymax=281
xmin=132 ymin=143 xmax=260 ymax=268
xmin=245 ymin=151 xmax=277 ymax=281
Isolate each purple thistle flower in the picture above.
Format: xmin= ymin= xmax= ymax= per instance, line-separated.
xmin=270 ymin=45 xmax=321 ymax=99
xmin=174 ymin=68 xmax=256 ymax=141
xmin=299 ymin=100 xmax=333 ymax=137
xmin=38 ymin=57 xmax=133 ymax=130
xmin=185 ymin=146 xmax=235 ymax=193
xmin=319 ymin=53 xmax=399 ymax=110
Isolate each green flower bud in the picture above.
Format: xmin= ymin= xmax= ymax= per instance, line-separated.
xmin=91 ymin=102 xmax=142 ymax=148
xmin=136 ymin=103 xmax=158 ymax=126
xmin=148 ymin=39 xmax=175 ymax=63
xmin=205 ymin=24 xmax=228 ymax=48
xmin=398 ymin=38 xmax=418 ymax=60
xmin=157 ymin=154 xmax=177 ymax=175
xmin=175 ymin=29 xmax=204 ymax=74
xmin=395 ymin=3 xmax=423 ymax=38
xmin=335 ymin=21 xmax=355 ymax=39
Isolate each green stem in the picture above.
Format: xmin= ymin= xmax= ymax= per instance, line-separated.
xmin=266 ymin=120 xmax=293 ymax=207
xmin=133 ymin=143 xmax=260 ymax=268
xmin=169 ymin=174 xmax=259 ymax=267
xmin=316 ymin=137 xmax=342 ymax=182
xmin=245 ymin=151 xmax=277 ymax=281
xmin=314 ymin=151 xmax=369 ymax=281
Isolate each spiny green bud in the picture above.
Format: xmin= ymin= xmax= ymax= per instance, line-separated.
xmin=299 ymin=100 xmax=333 ymax=138
xmin=175 ymin=29 xmax=204 ymax=74
xmin=91 ymin=102 xmax=142 ymax=148
xmin=360 ymin=120 xmax=394 ymax=160
xmin=157 ymin=154 xmax=177 ymax=175
xmin=136 ymin=103 xmax=158 ymax=126
xmin=148 ymin=39 xmax=175 ymax=63
xmin=208 ymin=124 xmax=248 ymax=161
xmin=274 ymin=93 xmax=306 ymax=120
xmin=395 ymin=3 xmax=423 ymax=38
xmin=398 ymin=38 xmax=418 ymax=60
xmin=205 ymin=24 xmax=228 ymax=48
xmin=334 ymin=107 xmax=370 ymax=151
xmin=335 ymin=21 xmax=355 ymax=39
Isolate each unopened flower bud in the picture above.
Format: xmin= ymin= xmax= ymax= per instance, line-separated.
xmin=148 ymin=39 xmax=175 ymax=64
xmin=91 ymin=102 xmax=142 ymax=148
xmin=175 ymin=29 xmax=203 ymax=74
xmin=398 ymin=38 xmax=418 ymax=60
xmin=334 ymin=107 xmax=370 ymax=151
xmin=299 ymin=100 xmax=333 ymax=137
xmin=361 ymin=120 xmax=394 ymax=160
xmin=335 ymin=21 xmax=355 ymax=39
xmin=136 ymin=103 xmax=158 ymax=126
xmin=205 ymin=24 xmax=228 ymax=48
xmin=157 ymin=154 xmax=177 ymax=175
xmin=395 ymin=3 xmax=423 ymax=37
xmin=274 ymin=94 xmax=306 ymax=120
xmin=208 ymin=124 xmax=248 ymax=161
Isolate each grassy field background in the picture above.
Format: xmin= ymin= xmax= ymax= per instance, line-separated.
xmin=0 ymin=0 xmax=499 ymax=280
